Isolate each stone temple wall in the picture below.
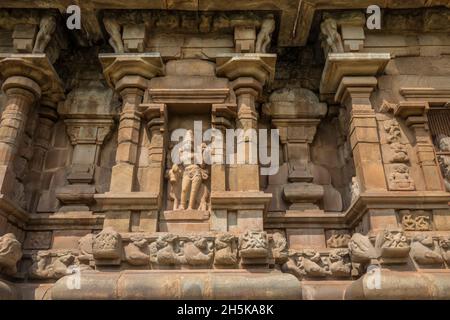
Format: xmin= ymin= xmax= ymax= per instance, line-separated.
xmin=0 ymin=1 xmax=449 ymax=300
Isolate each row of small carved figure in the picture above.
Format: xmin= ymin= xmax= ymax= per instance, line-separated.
xmin=282 ymin=230 xmax=450 ymax=280
xmin=25 ymin=229 xmax=289 ymax=279
xmin=2 ymin=228 xmax=450 ymax=281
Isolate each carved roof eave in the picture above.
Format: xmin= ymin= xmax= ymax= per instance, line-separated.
xmin=2 ymin=0 xmax=449 ymax=47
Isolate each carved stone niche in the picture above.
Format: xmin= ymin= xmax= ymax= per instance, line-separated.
xmin=267 ymin=87 xmax=327 ymax=212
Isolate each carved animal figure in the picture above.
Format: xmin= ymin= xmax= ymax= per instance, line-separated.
xmin=214 ymin=233 xmax=238 ymax=266
xmin=328 ymin=249 xmax=352 ymax=277
xmin=103 ymin=17 xmax=124 ymax=53
xmin=149 ymin=234 xmax=180 ymax=265
xmin=255 ymin=15 xmax=275 ymax=53
xmin=320 ymin=18 xmax=344 ymax=53
xmin=29 ymin=251 xmax=76 ymax=279
xmin=125 ymin=235 xmax=150 ymax=266
xmin=348 ymin=233 xmax=379 ymax=264
xmin=299 ymin=249 xmax=331 ymax=277
xmin=33 ymin=15 xmax=56 ymax=53
xmin=182 ymin=236 xmax=213 ymax=266
xmin=0 ymin=233 xmax=22 ymax=275
xmin=411 ymin=235 xmax=443 ymax=265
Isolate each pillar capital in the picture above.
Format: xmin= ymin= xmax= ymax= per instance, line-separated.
xmin=319 ymin=52 xmax=390 ymax=104
xmin=216 ymin=53 xmax=276 ymax=90
xmin=98 ymin=53 xmax=165 ymax=91
xmin=0 ymin=53 xmax=64 ymax=105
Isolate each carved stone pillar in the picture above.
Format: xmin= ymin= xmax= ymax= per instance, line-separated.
xmin=394 ymin=101 xmax=445 ymax=191
xmin=96 ymin=53 xmax=164 ymax=233
xmin=99 ymin=54 xmax=164 ymax=193
xmin=336 ymin=76 xmax=387 ymax=192
xmin=216 ymin=54 xmax=276 ymax=192
xmin=0 ymin=54 xmax=64 ymax=209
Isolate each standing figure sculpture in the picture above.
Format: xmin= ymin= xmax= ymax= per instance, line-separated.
xmin=168 ymin=130 xmax=210 ymax=211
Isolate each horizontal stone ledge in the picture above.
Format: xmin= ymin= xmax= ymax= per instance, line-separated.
xmin=0 ymin=279 xmax=20 ymax=300
xmin=50 ymin=270 xmax=301 ymax=300
xmin=344 ymin=269 xmax=450 ymax=300
xmin=94 ymin=192 xmax=159 ymax=210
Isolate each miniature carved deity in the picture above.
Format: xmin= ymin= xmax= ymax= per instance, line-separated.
xmin=33 ymin=15 xmax=56 ymax=53
xmin=388 ymin=164 xmax=415 ymax=191
xmin=255 ymin=15 xmax=275 ymax=53
xmin=320 ymin=18 xmax=344 ymax=53
xmin=103 ymin=17 xmax=124 ymax=53
xmin=0 ymin=233 xmax=23 ymax=275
